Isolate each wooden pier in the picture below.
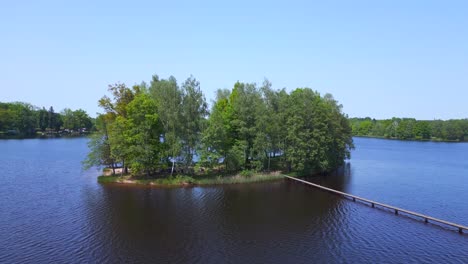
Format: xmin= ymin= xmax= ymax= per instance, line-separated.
xmin=284 ymin=175 xmax=468 ymax=234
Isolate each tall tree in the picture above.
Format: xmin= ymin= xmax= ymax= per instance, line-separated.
xmin=37 ymin=107 xmax=48 ymax=131
xmin=149 ymin=75 xmax=182 ymax=175
xmin=200 ymin=90 xmax=236 ymax=171
xmin=48 ymin=106 xmax=55 ymax=130
xmin=180 ymin=76 xmax=208 ymax=172
xmin=124 ymin=92 xmax=163 ymax=175
xmin=98 ymin=83 xmax=137 ymax=173
xmin=284 ymin=88 xmax=353 ymax=174
xmin=229 ymin=82 xmax=263 ymax=168
xmin=83 ymin=115 xmax=116 ymax=174
xmin=61 ymin=108 xmax=74 ymax=130
xmin=253 ymin=79 xmax=282 ymax=171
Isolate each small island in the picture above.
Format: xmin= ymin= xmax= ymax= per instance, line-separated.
xmin=85 ymin=74 xmax=354 ymax=187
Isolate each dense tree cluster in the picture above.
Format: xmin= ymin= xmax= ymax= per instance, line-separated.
xmin=85 ymin=75 xmax=354 ymax=177
xmin=350 ymin=117 xmax=468 ymax=141
xmin=0 ymin=102 xmax=94 ymax=137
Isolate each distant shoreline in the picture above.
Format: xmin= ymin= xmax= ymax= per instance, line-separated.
xmin=353 ymin=135 xmax=468 ymax=143
xmin=0 ymin=134 xmax=90 ymax=140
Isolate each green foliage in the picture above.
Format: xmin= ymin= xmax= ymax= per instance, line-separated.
xmin=201 ymin=81 xmax=353 ymax=175
xmin=61 ymin=108 xmax=93 ymax=131
xmin=125 ymin=92 xmax=163 ymax=175
xmin=98 ymin=173 xmax=284 ymax=186
xmin=240 ymin=170 xmax=254 ymax=178
xmin=149 ymin=175 xmax=196 ymax=185
xmin=97 ymin=175 xmax=120 ymax=183
xmin=0 ymin=102 xmax=93 ymax=137
xmin=82 ymin=132 xmax=111 ymax=170
xmin=149 ymin=75 xmax=183 ymax=174
xmin=195 ymin=173 xmax=284 ymax=185
xmin=199 ymin=94 xmax=233 ymax=170
xmin=82 ymin=115 xmax=116 ymax=172
xmin=180 ymin=76 xmax=208 ymax=170
xmin=349 ymin=118 xmax=468 ymax=141
xmin=89 ymin=74 xmax=354 ymax=179
xmin=282 ymin=89 xmax=353 ymax=174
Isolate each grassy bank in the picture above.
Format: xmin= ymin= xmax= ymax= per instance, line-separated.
xmin=97 ymin=171 xmax=285 ymax=187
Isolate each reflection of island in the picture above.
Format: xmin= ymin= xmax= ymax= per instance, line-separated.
xmin=83 ymin=184 xmax=213 ymax=263
xmin=84 ymin=172 xmax=354 ymax=263
xmin=302 ymin=162 xmax=352 ymax=193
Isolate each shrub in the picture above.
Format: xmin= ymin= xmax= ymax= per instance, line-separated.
xmin=240 ymin=170 xmax=254 ymax=178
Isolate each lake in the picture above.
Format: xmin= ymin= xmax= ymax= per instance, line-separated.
xmin=0 ymin=137 xmax=467 ymax=263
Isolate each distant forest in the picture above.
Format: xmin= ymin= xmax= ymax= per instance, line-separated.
xmin=349 ymin=117 xmax=468 ymax=142
xmin=0 ymin=102 xmax=94 ymax=137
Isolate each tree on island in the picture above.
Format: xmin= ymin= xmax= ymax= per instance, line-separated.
xmin=85 ymin=74 xmax=354 ymax=177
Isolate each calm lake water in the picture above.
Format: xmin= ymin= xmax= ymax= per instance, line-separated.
xmin=0 ymin=137 xmax=467 ymax=263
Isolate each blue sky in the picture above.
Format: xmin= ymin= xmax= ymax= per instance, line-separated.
xmin=1 ymin=0 xmax=467 ymax=119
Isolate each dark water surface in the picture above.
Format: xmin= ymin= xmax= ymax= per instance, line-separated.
xmin=0 ymin=137 xmax=467 ymax=263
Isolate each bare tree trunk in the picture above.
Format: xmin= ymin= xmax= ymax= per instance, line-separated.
xmin=244 ymin=149 xmax=248 ymax=169
xmin=171 ymin=159 xmax=175 ymax=176
xmin=121 ymin=159 xmax=128 ymax=175
xmin=268 ymin=153 xmax=271 ymax=172
xmin=223 ymin=151 xmax=227 ymax=173
xmin=187 ymin=147 xmax=193 ymax=174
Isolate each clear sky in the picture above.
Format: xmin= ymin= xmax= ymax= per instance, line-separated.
xmin=1 ymin=1 xmax=467 ymax=119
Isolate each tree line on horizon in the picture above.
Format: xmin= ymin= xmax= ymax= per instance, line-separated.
xmin=0 ymin=102 xmax=94 ymax=137
xmin=84 ymin=74 xmax=354 ymax=177
xmin=350 ymin=117 xmax=468 ymax=141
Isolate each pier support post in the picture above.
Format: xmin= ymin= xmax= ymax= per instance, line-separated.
xmin=459 ymin=228 xmax=463 ymax=234
xmin=395 ymin=209 xmax=398 ymax=215
xmin=371 ymin=203 xmax=375 ymax=208
xmin=353 ymin=197 xmax=356 ymax=202
xmin=425 ymin=218 xmax=428 ymax=223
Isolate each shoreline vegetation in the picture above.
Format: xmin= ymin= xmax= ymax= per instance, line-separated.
xmin=0 ymin=102 xmax=95 ymax=138
xmin=84 ymin=74 xmax=354 ymax=186
xmin=0 ymin=132 xmax=91 ymax=140
xmin=350 ymin=117 xmax=468 ymax=142
xmin=353 ymin=135 xmax=467 ymax=143
xmin=97 ymin=169 xmax=286 ymax=187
